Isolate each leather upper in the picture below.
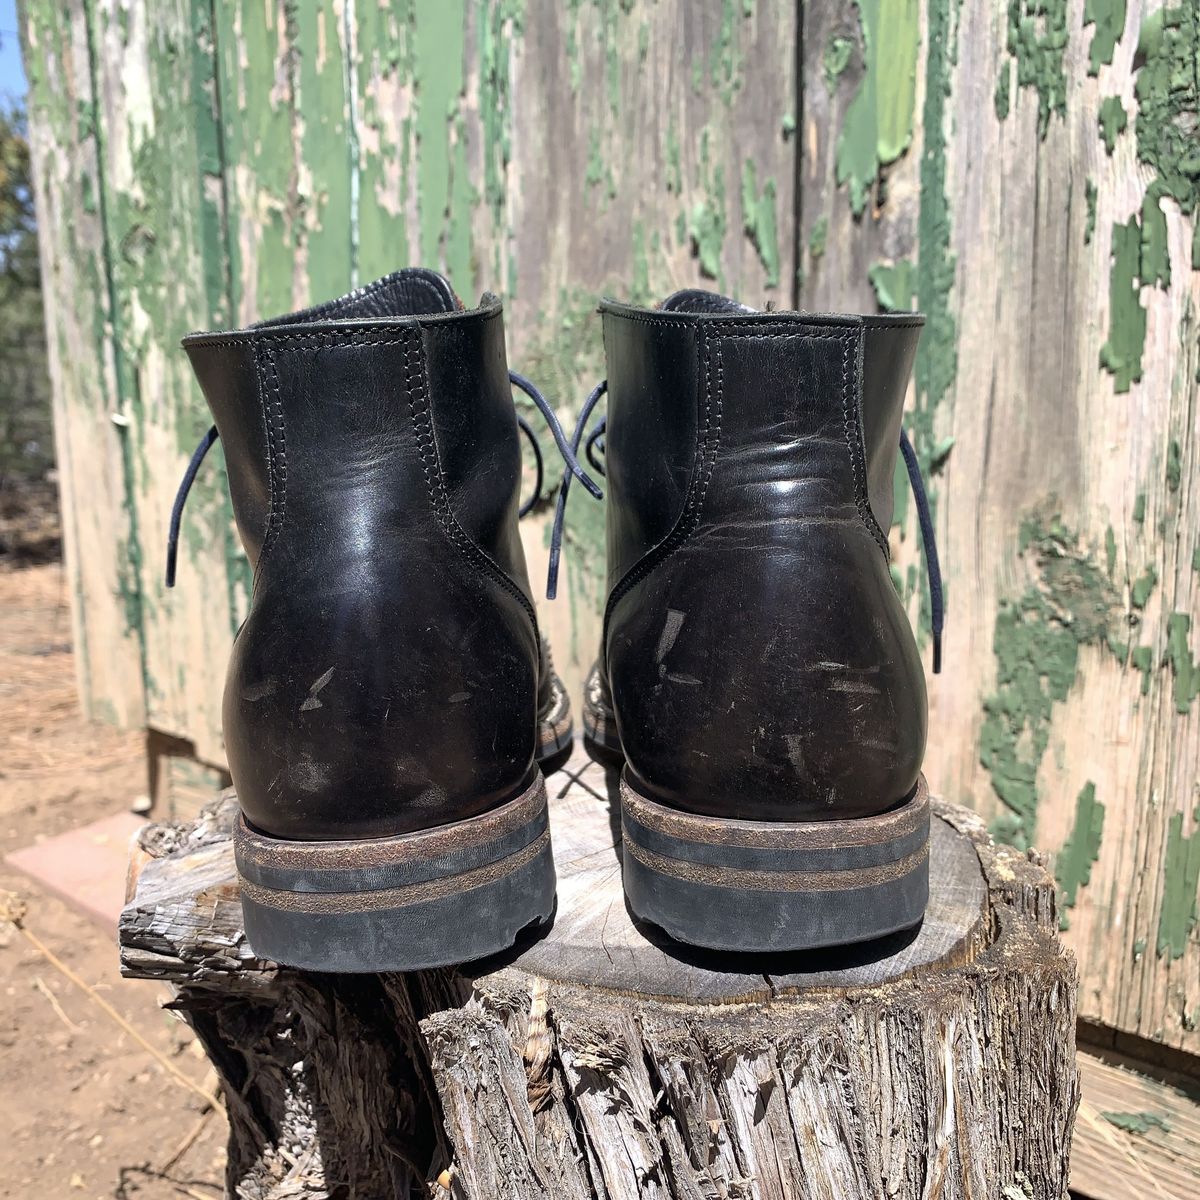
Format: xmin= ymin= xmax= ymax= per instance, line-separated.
xmin=601 ymin=296 xmax=928 ymax=823
xmin=184 ymin=269 xmax=541 ymax=840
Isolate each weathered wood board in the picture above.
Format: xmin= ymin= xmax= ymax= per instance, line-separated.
xmin=20 ymin=0 xmax=146 ymax=731
xmin=1072 ymin=1044 xmax=1200 ymax=1200
xmin=119 ymin=748 xmax=1079 ymax=1199
xmin=798 ymin=0 xmax=1200 ymax=1055
xmin=19 ymin=0 xmax=1200 ymax=1055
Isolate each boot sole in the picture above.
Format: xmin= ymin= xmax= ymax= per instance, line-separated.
xmin=234 ymin=773 xmax=555 ymax=972
xmin=620 ymin=773 xmax=930 ymax=952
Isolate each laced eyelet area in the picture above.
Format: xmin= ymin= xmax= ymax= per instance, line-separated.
xmin=547 ymin=382 xmax=944 ymax=674
xmin=166 ymin=370 xmax=599 ymax=588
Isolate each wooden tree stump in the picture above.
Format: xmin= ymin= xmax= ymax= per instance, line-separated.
xmin=120 ymin=747 xmax=1079 ymax=1199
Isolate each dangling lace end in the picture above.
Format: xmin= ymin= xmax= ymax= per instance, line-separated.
xmin=898 ymin=426 xmax=945 ymax=676
xmin=546 ymin=473 xmax=572 ymax=600
xmin=165 ymin=425 xmax=220 ymax=589
xmin=515 ymin=415 xmax=544 ymax=518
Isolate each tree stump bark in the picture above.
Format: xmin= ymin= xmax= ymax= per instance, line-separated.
xmin=119 ymin=747 xmax=1079 ymax=1199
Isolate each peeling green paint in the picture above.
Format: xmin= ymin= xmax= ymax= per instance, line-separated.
xmin=781 ymin=112 xmax=796 ymax=139
xmin=1133 ymin=6 xmax=1200 ymax=268
xmin=296 ymin=2 xmax=353 ymax=297
xmin=1002 ymin=0 xmax=1069 ymax=136
xmin=1131 ymin=645 xmax=1154 ymax=694
xmin=1166 ymin=613 xmax=1200 ymax=714
xmin=836 ymin=0 xmax=921 ymax=216
xmin=1056 ymin=782 xmax=1105 ymax=908
xmin=688 ymin=130 xmax=726 ymax=283
xmin=981 ymin=513 xmax=1119 ymax=848
xmin=631 ymin=221 xmax=649 ymax=299
xmin=930 ymin=436 xmax=955 ymax=472
xmin=479 ymin=0 xmax=525 ymax=285
xmin=1133 ymin=490 xmax=1147 ymax=523
xmin=665 ymin=121 xmax=682 ymax=194
xmin=1084 ymin=178 xmax=1098 ymax=243
xmin=1157 ymin=807 xmax=1200 ymax=959
xmin=1140 ymin=186 xmax=1171 ymax=288
xmin=1131 ymin=564 xmax=1158 ymax=608
xmin=869 ymin=259 xmax=916 ymax=312
xmin=740 ymin=160 xmax=780 ymax=287
xmin=1104 ymin=524 xmax=1117 ymax=576
xmin=1099 ymin=218 xmax=1146 ymax=392
xmin=1166 ymin=439 xmax=1182 ymax=491
xmin=823 ymin=35 xmax=853 ymax=92
xmin=1083 ymin=0 xmax=1127 ymax=75
xmin=709 ymin=0 xmax=744 ymax=106
xmin=808 ymin=215 xmax=828 ymax=260
xmin=1192 ymin=543 xmax=1200 ymax=573
xmin=1102 ymin=1111 xmax=1173 ymax=1134
xmin=1098 ymin=95 xmax=1127 ymax=152
xmin=994 ymin=61 xmax=1011 ymax=119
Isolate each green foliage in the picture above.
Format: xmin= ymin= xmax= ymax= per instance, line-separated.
xmin=0 ymin=101 xmax=54 ymax=493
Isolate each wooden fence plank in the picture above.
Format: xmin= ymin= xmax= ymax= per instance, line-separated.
xmin=82 ymin=0 xmax=247 ymax=766
xmin=19 ymin=0 xmax=146 ymax=729
xmin=801 ymin=0 xmax=1200 ymax=1051
xmin=467 ymin=0 xmax=799 ymax=690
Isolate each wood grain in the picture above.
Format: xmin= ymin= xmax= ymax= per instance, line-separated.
xmin=1071 ymin=1045 xmax=1200 ymax=1200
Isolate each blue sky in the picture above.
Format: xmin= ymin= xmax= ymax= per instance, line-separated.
xmin=0 ymin=0 xmax=26 ymax=103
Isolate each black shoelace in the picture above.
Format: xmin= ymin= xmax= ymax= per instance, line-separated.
xmin=548 ymin=383 xmax=944 ymax=674
xmin=166 ymin=370 xmax=599 ymax=588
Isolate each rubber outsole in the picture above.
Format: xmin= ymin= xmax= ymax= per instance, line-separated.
xmin=620 ymin=773 xmax=930 ymax=952
xmin=235 ymin=773 xmax=556 ymax=971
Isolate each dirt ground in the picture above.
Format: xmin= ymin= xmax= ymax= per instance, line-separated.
xmin=0 ymin=562 xmax=228 ymax=1199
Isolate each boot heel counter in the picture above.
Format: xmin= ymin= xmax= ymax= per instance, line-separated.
xmin=225 ymin=577 xmax=539 ymax=841
xmin=608 ymin=528 xmax=926 ymax=822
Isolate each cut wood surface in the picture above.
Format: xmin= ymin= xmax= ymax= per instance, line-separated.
xmin=120 ymin=747 xmax=1079 ymax=1199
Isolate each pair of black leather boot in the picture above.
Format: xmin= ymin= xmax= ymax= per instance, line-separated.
xmin=173 ymin=267 xmax=939 ymax=971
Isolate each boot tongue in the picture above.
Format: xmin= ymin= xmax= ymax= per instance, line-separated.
xmin=659 ymin=288 xmax=755 ymax=315
xmin=254 ymin=267 xmax=461 ymax=327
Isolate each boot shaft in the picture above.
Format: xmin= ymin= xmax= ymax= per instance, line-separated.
xmin=184 ymin=270 xmax=530 ymax=601
xmin=600 ymin=299 xmax=921 ymax=593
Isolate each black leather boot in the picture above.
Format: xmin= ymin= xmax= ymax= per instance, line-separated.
xmin=557 ymin=289 xmax=942 ymax=952
xmin=171 ymin=268 xmax=587 ymax=971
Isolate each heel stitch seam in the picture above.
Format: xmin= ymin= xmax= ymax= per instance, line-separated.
xmin=401 ymin=328 xmax=539 ymax=632
xmin=604 ymin=324 xmax=884 ymax=637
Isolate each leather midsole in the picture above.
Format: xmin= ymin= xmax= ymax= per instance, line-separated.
xmin=235 ymin=773 xmax=548 ymax=894
xmin=620 ymin=773 xmax=930 ymax=880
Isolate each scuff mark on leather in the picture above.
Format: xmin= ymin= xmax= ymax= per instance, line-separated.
xmin=655 ymin=609 xmax=686 ymax=664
